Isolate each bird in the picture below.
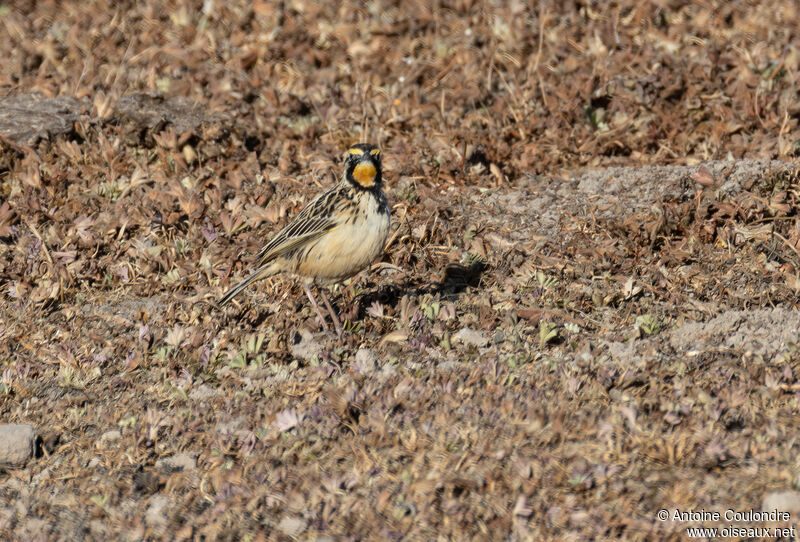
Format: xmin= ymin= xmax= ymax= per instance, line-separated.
xmin=219 ymin=143 xmax=390 ymax=336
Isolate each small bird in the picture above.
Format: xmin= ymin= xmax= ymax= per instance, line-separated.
xmin=219 ymin=143 xmax=390 ymax=335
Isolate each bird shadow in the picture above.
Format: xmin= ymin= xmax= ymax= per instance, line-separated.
xmin=218 ymin=260 xmax=488 ymax=328
xmin=349 ymin=260 xmax=489 ymax=319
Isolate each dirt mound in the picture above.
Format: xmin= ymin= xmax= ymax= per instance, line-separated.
xmin=3 ymin=1 xmax=800 ymax=540
xmin=670 ymin=308 xmax=800 ymax=356
xmin=0 ymin=94 xmax=87 ymax=144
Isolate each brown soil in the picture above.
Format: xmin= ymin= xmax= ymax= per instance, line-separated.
xmin=2 ymin=1 xmax=800 ymax=540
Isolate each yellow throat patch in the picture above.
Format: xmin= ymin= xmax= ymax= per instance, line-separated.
xmin=352 ymin=162 xmax=377 ymax=187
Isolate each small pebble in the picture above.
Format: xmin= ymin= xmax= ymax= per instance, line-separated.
xmin=189 ymin=384 xmax=216 ymax=402
xmin=453 ymin=327 xmax=489 ymax=348
xmin=763 ymin=490 xmax=800 ymax=515
xmin=353 ymin=348 xmax=378 ymax=374
xmin=0 ymin=424 xmax=36 ymax=466
xmin=156 ymin=453 xmax=197 ymax=473
xmin=289 ymin=329 xmax=323 ymax=362
xmin=278 ymin=516 xmax=307 ymax=537
xmin=98 ymin=430 xmax=122 ymax=448
xmin=145 ymin=495 xmax=169 ymax=527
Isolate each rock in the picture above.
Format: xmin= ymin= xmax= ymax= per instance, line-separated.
xmin=0 ymin=507 xmax=13 ymax=531
xmin=0 ymin=424 xmax=36 ymax=466
xmin=513 ymin=494 xmax=534 ymax=517
xmin=453 ymin=327 xmax=489 ymax=348
xmin=273 ymin=408 xmax=303 ymax=432
xmin=353 ymin=348 xmax=378 ymax=374
xmin=145 ymin=495 xmax=169 ymax=527
xmin=670 ymin=308 xmax=800 ymax=357
xmin=31 ymin=466 xmax=51 ymax=485
xmin=22 ymin=518 xmax=47 ymax=538
xmin=14 ymin=498 xmax=26 ymax=518
xmin=577 ymin=348 xmax=593 ymax=365
xmin=156 ymin=453 xmax=197 ymax=473
xmin=378 ymin=363 xmax=397 ymax=380
xmin=111 ymin=92 xmax=232 ymax=150
xmin=278 ymin=515 xmax=307 ymax=537
xmin=763 ymin=490 xmax=800 ymax=514
xmin=0 ymin=94 xmax=86 ymax=145
xmin=98 ymin=429 xmax=122 ymax=448
xmin=189 ymin=384 xmax=216 ymax=402
xmin=89 ymin=519 xmax=109 ymax=538
xmin=216 ymin=416 xmax=246 ymax=436
xmin=290 ymin=329 xmax=323 ymax=362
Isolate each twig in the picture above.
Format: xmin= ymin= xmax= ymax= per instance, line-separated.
xmin=771 ymin=231 xmax=800 ymax=267
xmin=517 ymin=307 xmax=587 ymax=327
xmin=20 ymin=215 xmax=54 ymax=266
xmin=534 ymin=7 xmax=549 ymax=110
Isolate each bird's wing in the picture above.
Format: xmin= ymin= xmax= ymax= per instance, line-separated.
xmin=256 ymin=186 xmax=342 ymax=265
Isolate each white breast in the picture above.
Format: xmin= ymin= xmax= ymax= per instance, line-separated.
xmin=297 ymin=195 xmax=390 ymax=281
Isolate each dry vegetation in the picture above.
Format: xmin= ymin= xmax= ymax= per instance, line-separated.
xmin=2 ymin=0 xmax=800 ymax=540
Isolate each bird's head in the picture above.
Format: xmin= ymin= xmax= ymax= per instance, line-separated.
xmin=344 ymin=143 xmax=382 ymax=189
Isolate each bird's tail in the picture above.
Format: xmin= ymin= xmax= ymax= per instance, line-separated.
xmin=218 ymin=264 xmax=279 ymax=306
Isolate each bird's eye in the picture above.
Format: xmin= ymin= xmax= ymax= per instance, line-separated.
xmin=370 ymin=149 xmax=380 ymax=156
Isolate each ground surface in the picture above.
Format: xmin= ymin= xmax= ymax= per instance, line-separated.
xmin=2 ymin=1 xmax=800 ymax=540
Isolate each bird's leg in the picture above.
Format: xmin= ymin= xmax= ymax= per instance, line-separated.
xmin=317 ymin=286 xmax=343 ymax=337
xmin=302 ymin=281 xmax=331 ymax=333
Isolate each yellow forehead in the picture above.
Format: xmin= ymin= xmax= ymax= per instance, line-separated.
xmin=348 ymin=147 xmax=381 ymax=156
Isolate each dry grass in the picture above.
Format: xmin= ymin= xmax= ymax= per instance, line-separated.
xmin=2 ymin=1 xmax=800 ymax=540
